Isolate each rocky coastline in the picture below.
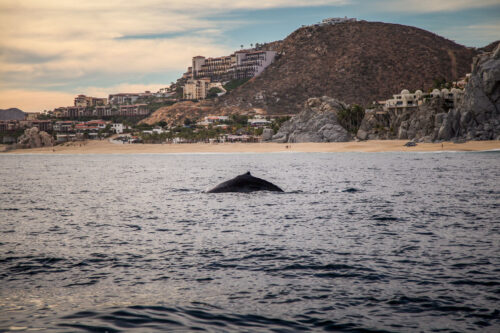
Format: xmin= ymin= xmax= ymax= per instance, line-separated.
xmin=271 ymin=45 xmax=499 ymax=144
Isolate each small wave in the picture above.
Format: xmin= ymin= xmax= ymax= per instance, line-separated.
xmin=372 ymin=215 xmax=399 ymax=221
xmin=450 ymin=279 xmax=500 ymax=286
xmin=56 ymin=304 xmax=401 ymax=332
xmin=171 ymin=188 xmax=196 ymax=193
xmin=341 ymin=187 xmax=362 ymax=193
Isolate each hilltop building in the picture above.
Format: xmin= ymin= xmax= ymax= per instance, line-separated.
xmin=74 ymin=95 xmax=107 ymax=107
xmin=185 ymin=50 xmax=277 ymax=82
xmin=319 ymin=17 xmax=357 ymax=26
xmin=182 ymin=49 xmax=276 ymax=100
xmin=108 ymin=91 xmax=152 ymax=105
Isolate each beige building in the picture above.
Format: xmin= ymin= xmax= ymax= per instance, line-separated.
xmin=74 ymin=95 xmax=107 ymax=107
xmin=384 ymin=88 xmax=464 ymax=113
xmin=185 ymin=50 xmax=277 ymax=82
xmin=183 ymin=79 xmax=225 ymax=100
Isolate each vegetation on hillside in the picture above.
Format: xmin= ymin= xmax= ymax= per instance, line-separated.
xmin=223 ymin=78 xmax=250 ymax=92
xmin=206 ymin=87 xmax=223 ymax=99
xmin=337 ymin=105 xmax=365 ymax=134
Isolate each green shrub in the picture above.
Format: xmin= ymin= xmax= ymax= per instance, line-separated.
xmin=337 ymin=105 xmax=365 ymax=134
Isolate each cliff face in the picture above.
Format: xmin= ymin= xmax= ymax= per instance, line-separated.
xmin=357 ymin=45 xmax=500 ymax=142
xmin=444 ymin=45 xmax=500 ymax=140
xmin=217 ymin=21 xmax=476 ymax=114
xmin=271 ymin=97 xmax=352 ymax=143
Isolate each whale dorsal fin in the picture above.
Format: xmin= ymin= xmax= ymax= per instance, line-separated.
xmin=245 ymin=171 xmax=251 ymax=175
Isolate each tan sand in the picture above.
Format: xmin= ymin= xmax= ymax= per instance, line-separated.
xmin=2 ymin=140 xmax=499 ymax=154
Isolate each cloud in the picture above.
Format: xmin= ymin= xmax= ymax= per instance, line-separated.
xmin=0 ymin=1 xmax=349 ymax=95
xmin=435 ymin=23 xmax=500 ymax=47
xmin=0 ymin=83 xmax=171 ymax=113
xmin=0 ymin=89 xmax=76 ymax=113
xmin=376 ymin=0 xmax=499 ymax=13
xmin=2 ymin=0 xmax=496 ymax=111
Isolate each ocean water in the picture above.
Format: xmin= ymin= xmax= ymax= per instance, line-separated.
xmin=0 ymin=151 xmax=499 ymax=332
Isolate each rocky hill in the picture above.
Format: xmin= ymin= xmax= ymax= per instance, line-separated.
xmin=141 ymin=100 xmax=216 ymax=126
xmin=217 ymin=21 xmax=476 ymax=114
xmin=0 ymin=108 xmax=25 ymax=120
xmin=357 ymin=44 xmax=500 ymax=142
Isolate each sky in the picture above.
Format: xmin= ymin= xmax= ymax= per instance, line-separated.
xmin=0 ymin=0 xmax=499 ymax=112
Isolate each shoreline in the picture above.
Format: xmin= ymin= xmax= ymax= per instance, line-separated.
xmin=1 ymin=140 xmax=499 ymax=155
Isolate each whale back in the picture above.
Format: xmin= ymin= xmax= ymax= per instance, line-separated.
xmin=207 ymin=172 xmax=283 ymax=193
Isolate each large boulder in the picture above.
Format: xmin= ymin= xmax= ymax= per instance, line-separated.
xmin=16 ymin=127 xmax=54 ymax=148
xmin=272 ymin=96 xmax=352 ymax=143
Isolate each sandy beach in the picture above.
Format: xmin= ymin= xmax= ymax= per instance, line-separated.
xmin=1 ymin=139 xmax=499 ymax=154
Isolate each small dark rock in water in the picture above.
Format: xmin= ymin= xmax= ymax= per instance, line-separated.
xmin=404 ymin=141 xmax=417 ymax=147
xmin=207 ymin=172 xmax=284 ymax=193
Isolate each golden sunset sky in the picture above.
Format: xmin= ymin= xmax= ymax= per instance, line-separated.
xmin=0 ymin=0 xmax=498 ymax=112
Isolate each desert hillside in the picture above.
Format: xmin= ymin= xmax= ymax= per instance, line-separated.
xmin=217 ymin=21 xmax=476 ymax=114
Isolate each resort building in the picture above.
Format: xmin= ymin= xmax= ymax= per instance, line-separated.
xmin=108 ymin=91 xmax=152 ymax=105
xmin=25 ymin=112 xmax=40 ymax=120
xmin=53 ymin=121 xmax=76 ymax=132
xmin=384 ymin=89 xmax=423 ymax=112
xmin=74 ymin=95 xmax=107 ymax=107
xmin=0 ymin=120 xmax=52 ymax=133
xmin=54 ymin=106 xmax=88 ymax=118
xmin=383 ymin=88 xmax=464 ymax=113
xmin=75 ymin=120 xmax=110 ymax=132
xmin=182 ymin=48 xmax=276 ymax=99
xmin=95 ymin=105 xmax=114 ymax=117
xmin=111 ymin=123 xmax=125 ymax=134
xmin=118 ymin=104 xmax=149 ymax=116
xmin=185 ymin=50 xmax=277 ymax=82
xmin=183 ymin=79 xmax=225 ymax=100
xmin=248 ymin=118 xmax=272 ymax=127
xmin=196 ymin=116 xmax=229 ymax=127
xmin=319 ymin=17 xmax=357 ymax=26
xmin=0 ymin=120 xmax=21 ymax=132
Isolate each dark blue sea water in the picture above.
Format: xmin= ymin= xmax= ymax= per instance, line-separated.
xmin=1 ymin=152 xmax=499 ymax=332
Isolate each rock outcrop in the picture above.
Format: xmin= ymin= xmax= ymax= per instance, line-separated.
xmin=451 ymin=45 xmax=500 ymax=140
xmin=271 ymin=97 xmax=352 ymax=143
xmin=16 ymin=127 xmax=54 ymax=148
xmin=357 ymin=45 xmax=500 ymax=142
